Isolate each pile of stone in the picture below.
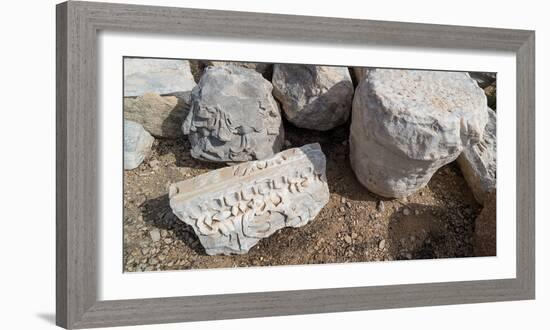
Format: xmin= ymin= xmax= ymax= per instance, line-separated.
xmin=123 ymin=57 xmax=497 ymax=255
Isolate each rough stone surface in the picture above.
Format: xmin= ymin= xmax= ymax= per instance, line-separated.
xmin=124 ymin=120 xmax=154 ymax=170
xmin=350 ymin=69 xmax=488 ymax=198
xmin=168 ymin=143 xmax=330 ymax=255
xmin=202 ymin=61 xmax=273 ymax=80
xmin=272 ymin=64 xmax=354 ymax=131
xmin=474 ymin=189 xmax=496 ymax=256
xmin=183 ymin=66 xmax=284 ymax=163
xmin=124 ymin=92 xmax=191 ymax=138
xmin=353 ymin=67 xmax=369 ymax=84
xmin=124 ymin=58 xmax=196 ymax=97
xmin=457 ymin=107 xmax=496 ymax=204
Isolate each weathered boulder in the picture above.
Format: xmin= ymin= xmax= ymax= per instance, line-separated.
xmin=202 ymin=61 xmax=273 ymax=80
xmin=124 ymin=120 xmax=154 ymax=170
xmin=474 ymin=189 xmax=496 ymax=256
xmin=183 ymin=66 xmax=284 ymax=163
xmin=457 ymin=107 xmax=496 ymax=204
xmin=169 ymin=143 xmax=330 ymax=255
xmin=350 ymin=69 xmax=488 ymax=198
xmin=124 ymin=92 xmax=191 ymax=138
xmin=123 ymin=58 xmax=196 ymax=97
xmin=272 ymin=65 xmax=354 ymax=131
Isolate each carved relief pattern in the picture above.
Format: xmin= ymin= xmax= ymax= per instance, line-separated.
xmin=182 ymin=66 xmax=284 ymax=163
xmin=169 ymin=144 xmax=329 ymax=255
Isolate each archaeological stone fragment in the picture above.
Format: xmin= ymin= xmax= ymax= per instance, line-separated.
xmin=183 ymin=66 xmax=284 ymax=163
xmin=169 ymin=143 xmax=330 ymax=255
xmin=350 ymin=69 xmax=488 ymax=198
xmin=123 ymin=58 xmax=196 ymax=97
xmin=124 ymin=120 xmax=154 ymax=170
xmin=457 ymin=107 xmax=496 ymax=204
xmin=124 ymin=92 xmax=191 ymax=138
xmin=272 ymin=64 xmax=354 ymax=131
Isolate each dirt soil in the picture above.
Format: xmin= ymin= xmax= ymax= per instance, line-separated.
xmin=123 ymin=121 xmax=482 ymax=272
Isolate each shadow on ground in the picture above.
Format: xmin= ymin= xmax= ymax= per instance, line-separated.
xmin=386 ymin=202 xmax=475 ymax=260
xmin=141 ymin=194 xmax=205 ymax=255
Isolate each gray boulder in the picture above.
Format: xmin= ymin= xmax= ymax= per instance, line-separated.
xmin=272 ymin=65 xmax=354 ymax=131
xmin=124 ymin=120 xmax=154 ymax=170
xmin=183 ymin=66 xmax=284 ymax=163
xmin=202 ymin=61 xmax=273 ymax=80
xmin=457 ymin=107 xmax=496 ymax=204
xmin=350 ymin=69 xmax=488 ymax=198
xmin=169 ymin=143 xmax=330 ymax=255
xmin=124 ymin=92 xmax=191 ymax=138
xmin=124 ymin=58 xmax=196 ymax=97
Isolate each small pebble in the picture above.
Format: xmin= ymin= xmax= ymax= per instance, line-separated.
xmin=377 ymin=201 xmax=385 ymax=212
xmin=351 ymin=232 xmax=358 ymax=239
xmin=339 ymin=207 xmax=345 ymax=213
xmin=346 ymin=201 xmax=352 ymax=208
xmin=402 ymin=208 xmax=411 ymax=216
xmin=149 ymin=229 xmax=161 ymax=242
xmin=344 ymin=235 xmax=352 ymax=244
xmin=414 ymin=209 xmax=420 ymax=215
xmin=341 ymin=197 xmax=346 ymax=204
xmin=379 ymin=239 xmax=386 ymax=250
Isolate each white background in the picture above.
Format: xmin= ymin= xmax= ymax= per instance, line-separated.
xmin=0 ymin=0 xmax=548 ymax=329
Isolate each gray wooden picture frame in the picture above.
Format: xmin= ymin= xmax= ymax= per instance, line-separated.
xmin=56 ymin=1 xmax=535 ymax=328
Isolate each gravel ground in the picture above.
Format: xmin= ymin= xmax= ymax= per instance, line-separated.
xmin=123 ymin=121 xmax=482 ymax=272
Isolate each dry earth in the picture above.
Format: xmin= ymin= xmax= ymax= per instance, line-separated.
xmin=123 ymin=120 xmax=482 ymax=272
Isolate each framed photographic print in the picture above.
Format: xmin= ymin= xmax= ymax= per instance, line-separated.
xmin=56 ymin=1 xmax=535 ymax=328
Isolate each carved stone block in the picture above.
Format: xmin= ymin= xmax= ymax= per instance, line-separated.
xmin=124 ymin=120 xmax=154 ymax=170
xmin=457 ymin=107 xmax=496 ymax=204
xmin=183 ymin=66 xmax=284 ymax=163
xmin=168 ymin=143 xmax=330 ymax=255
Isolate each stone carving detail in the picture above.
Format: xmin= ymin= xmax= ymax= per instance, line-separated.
xmin=457 ymin=107 xmax=496 ymax=204
xmin=183 ymin=66 xmax=284 ymax=163
xmin=169 ymin=143 xmax=329 ymax=255
xmin=350 ymin=69 xmax=488 ymax=198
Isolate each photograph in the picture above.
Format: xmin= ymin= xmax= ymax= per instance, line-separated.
xmin=122 ymin=57 xmax=497 ymax=272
